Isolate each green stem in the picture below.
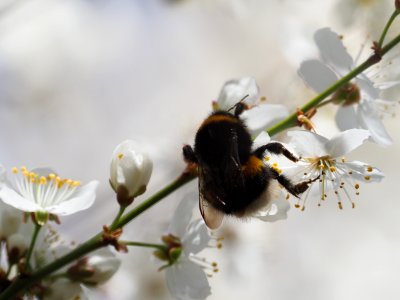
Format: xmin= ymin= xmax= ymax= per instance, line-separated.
xmin=25 ymin=224 xmax=41 ymax=270
xmin=123 ymin=241 xmax=166 ymax=251
xmin=111 ymin=172 xmax=196 ymax=230
xmin=2 ymin=31 xmax=400 ymax=300
xmin=267 ymin=32 xmax=400 ymax=137
xmin=378 ymin=10 xmax=400 ymax=47
xmin=110 ymin=205 xmax=126 ymax=228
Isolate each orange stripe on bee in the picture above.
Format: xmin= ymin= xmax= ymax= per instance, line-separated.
xmin=242 ymin=156 xmax=264 ymax=176
xmin=199 ymin=114 xmax=239 ymax=129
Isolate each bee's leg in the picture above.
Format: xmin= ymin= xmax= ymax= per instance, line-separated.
xmin=253 ymin=142 xmax=298 ymax=162
xmin=268 ymin=167 xmax=315 ymax=197
xmin=182 ymin=145 xmax=198 ymax=164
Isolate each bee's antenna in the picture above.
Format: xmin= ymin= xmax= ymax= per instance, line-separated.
xmin=227 ymin=94 xmax=249 ymax=113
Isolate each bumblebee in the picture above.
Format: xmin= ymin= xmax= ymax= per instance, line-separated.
xmin=183 ymin=102 xmax=312 ymax=229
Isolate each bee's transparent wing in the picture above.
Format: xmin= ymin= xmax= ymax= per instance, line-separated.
xmin=198 ymin=168 xmax=224 ymax=229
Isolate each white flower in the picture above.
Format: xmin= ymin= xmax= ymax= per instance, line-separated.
xmin=110 ymin=140 xmax=153 ymax=205
xmin=334 ymin=0 xmax=396 ymax=36
xmin=33 ymin=229 xmax=120 ymax=299
xmin=279 ymin=129 xmax=384 ymax=210
xmin=298 ymin=27 xmax=399 ymax=146
xmin=215 ymin=77 xmax=289 ymax=135
xmin=163 ymin=195 xmax=217 ymax=300
xmin=0 ymin=167 xmax=98 ymax=221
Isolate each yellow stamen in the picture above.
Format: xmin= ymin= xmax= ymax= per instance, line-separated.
xmin=117 ymin=153 xmax=124 ymax=160
xmin=40 ymin=176 xmax=47 ymax=185
xmin=329 ymin=166 xmax=336 ymax=172
xmin=364 ymin=176 xmax=371 ymax=180
xmin=12 ymin=167 xmax=18 ymax=174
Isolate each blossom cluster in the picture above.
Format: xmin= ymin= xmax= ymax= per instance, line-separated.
xmin=0 ymin=5 xmax=399 ymax=300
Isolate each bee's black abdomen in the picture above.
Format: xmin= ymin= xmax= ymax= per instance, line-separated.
xmin=222 ymin=166 xmax=270 ymax=214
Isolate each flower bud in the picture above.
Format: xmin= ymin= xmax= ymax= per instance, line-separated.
xmin=68 ymin=249 xmax=121 ymax=284
xmin=110 ymin=140 xmax=153 ymax=206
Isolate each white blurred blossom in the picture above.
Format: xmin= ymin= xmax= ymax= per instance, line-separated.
xmin=299 ymin=27 xmax=399 ymax=146
xmin=334 ymin=0 xmax=396 ymax=35
xmin=215 ymin=77 xmax=289 ymax=135
xmin=160 ymin=195 xmax=218 ymax=300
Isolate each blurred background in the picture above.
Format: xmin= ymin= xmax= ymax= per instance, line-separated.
xmin=0 ymin=0 xmax=399 ymax=299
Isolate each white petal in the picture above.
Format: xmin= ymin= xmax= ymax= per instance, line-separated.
xmin=357 ymin=101 xmax=393 ymax=146
xmin=356 ymin=76 xmax=379 ymax=99
xmin=375 ymin=80 xmax=400 ymax=90
xmin=0 ymin=186 xmax=41 ymax=212
xmin=298 ymin=59 xmax=339 ymax=93
xmin=217 ymin=77 xmax=259 ymax=110
xmin=46 ymin=181 xmax=98 ymax=216
xmin=252 ymin=131 xmax=271 ymax=150
xmin=314 ymin=27 xmax=353 ymax=72
xmin=182 ymin=219 xmax=211 ymax=255
xmin=0 ymin=165 xmax=6 ymax=188
xmin=168 ymin=192 xmax=197 ymax=237
xmin=335 ymin=105 xmax=359 ymax=131
xmin=165 ymin=260 xmax=211 ymax=300
xmin=287 ymin=130 xmax=329 ymax=157
xmin=240 ymin=104 xmax=289 ymax=136
xmin=325 ymin=129 xmax=370 ymax=158
xmin=45 ymin=279 xmax=84 ymax=300
xmin=341 ymin=161 xmax=384 ymax=182
xmin=255 ymin=196 xmax=290 ymax=222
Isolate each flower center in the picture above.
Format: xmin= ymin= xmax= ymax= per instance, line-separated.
xmin=12 ymin=167 xmax=81 ymax=208
xmin=294 ymin=156 xmax=365 ymax=210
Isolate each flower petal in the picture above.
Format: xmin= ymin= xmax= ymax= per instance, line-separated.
xmin=375 ymin=80 xmax=400 ymax=90
xmin=314 ymin=27 xmax=353 ymax=72
xmin=252 ymin=131 xmax=271 ymax=150
xmin=240 ymin=104 xmax=289 ymax=136
xmin=217 ymin=77 xmax=259 ymax=110
xmin=341 ymin=161 xmax=384 ymax=182
xmin=255 ymin=196 xmax=290 ymax=222
xmin=356 ymin=76 xmax=379 ymax=99
xmin=325 ymin=129 xmax=370 ymax=158
xmin=298 ymin=59 xmax=339 ymax=93
xmin=287 ymin=130 xmax=329 ymax=157
xmin=165 ymin=260 xmax=211 ymax=300
xmin=357 ymin=101 xmax=393 ymax=146
xmin=335 ymin=105 xmax=359 ymax=131
xmin=182 ymin=219 xmax=211 ymax=255
xmin=46 ymin=181 xmax=99 ymax=216
xmin=168 ymin=193 xmax=197 ymax=237
xmin=0 ymin=185 xmax=41 ymax=212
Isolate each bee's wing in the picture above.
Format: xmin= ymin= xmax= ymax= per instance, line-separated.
xmin=223 ymin=129 xmax=245 ymax=189
xmin=198 ymin=168 xmax=224 ymax=229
